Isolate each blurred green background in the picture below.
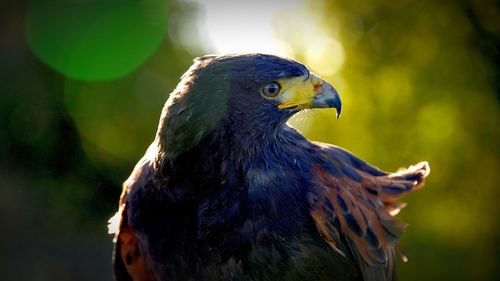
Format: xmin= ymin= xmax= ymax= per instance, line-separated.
xmin=1 ymin=0 xmax=499 ymax=280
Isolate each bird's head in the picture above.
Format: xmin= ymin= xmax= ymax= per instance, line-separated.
xmin=157 ymin=54 xmax=341 ymax=157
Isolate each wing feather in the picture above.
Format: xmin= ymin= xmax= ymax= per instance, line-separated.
xmin=309 ymin=144 xmax=430 ymax=281
xmin=108 ymin=144 xmax=158 ymax=281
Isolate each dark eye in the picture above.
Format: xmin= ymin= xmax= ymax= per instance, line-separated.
xmin=261 ymin=82 xmax=281 ymax=98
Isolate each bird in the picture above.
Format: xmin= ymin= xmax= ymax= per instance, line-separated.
xmin=108 ymin=53 xmax=430 ymax=281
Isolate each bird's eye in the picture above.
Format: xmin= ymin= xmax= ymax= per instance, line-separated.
xmin=261 ymin=82 xmax=281 ymax=98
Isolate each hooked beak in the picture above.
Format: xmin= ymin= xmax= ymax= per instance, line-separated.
xmin=276 ymin=73 xmax=342 ymax=118
xmin=311 ymin=82 xmax=342 ymax=118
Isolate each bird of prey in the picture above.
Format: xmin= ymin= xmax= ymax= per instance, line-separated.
xmin=108 ymin=54 xmax=430 ymax=281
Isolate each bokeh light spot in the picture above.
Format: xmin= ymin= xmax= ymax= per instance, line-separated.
xmin=26 ymin=0 xmax=168 ymax=81
xmin=63 ymin=75 xmax=167 ymax=166
xmin=305 ymin=37 xmax=344 ymax=76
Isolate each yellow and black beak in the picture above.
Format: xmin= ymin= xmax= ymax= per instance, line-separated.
xmin=276 ymin=73 xmax=342 ymax=118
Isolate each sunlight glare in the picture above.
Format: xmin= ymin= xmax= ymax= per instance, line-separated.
xmin=192 ymin=0 xmax=303 ymax=55
xmin=305 ymin=37 xmax=344 ymax=77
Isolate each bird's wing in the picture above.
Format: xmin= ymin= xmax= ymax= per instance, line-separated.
xmin=308 ymin=143 xmax=430 ymax=281
xmin=108 ymin=145 xmax=157 ymax=281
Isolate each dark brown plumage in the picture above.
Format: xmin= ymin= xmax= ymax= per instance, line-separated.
xmin=108 ymin=54 xmax=430 ymax=281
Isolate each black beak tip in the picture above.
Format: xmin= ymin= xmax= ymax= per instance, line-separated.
xmin=336 ymin=103 xmax=342 ymax=119
xmin=331 ymin=97 xmax=341 ymax=119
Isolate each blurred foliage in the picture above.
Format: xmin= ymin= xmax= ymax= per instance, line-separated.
xmin=0 ymin=0 xmax=499 ymax=280
xmin=286 ymin=0 xmax=500 ymax=280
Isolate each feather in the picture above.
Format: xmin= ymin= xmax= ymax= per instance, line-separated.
xmin=309 ymin=144 xmax=430 ymax=281
xmin=107 ymin=54 xmax=430 ymax=281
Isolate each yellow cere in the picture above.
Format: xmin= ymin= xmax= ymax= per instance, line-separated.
xmin=276 ymin=73 xmax=324 ymax=110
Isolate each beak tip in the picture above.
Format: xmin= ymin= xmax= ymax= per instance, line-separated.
xmin=312 ymin=81 xmax=342 ymax=119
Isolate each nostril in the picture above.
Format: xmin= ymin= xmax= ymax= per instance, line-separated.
xmin=313 ymin=83 xmax=323 ymax=91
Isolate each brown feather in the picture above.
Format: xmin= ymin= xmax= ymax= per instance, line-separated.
xmin=310 ymin=160 xmax=429 ymax=281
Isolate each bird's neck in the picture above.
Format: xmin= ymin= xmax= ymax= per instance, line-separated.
xmin=155 ymin=124 xmax=303 ymax=183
